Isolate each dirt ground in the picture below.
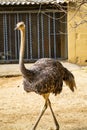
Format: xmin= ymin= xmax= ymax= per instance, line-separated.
xmin=0 ymin=62 xmax=87 ymax=130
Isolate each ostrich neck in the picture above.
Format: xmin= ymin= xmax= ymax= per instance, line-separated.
xmin=19 ymin=29 xmax=26 ymax=74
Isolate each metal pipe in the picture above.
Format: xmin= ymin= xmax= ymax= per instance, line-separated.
xmin=26 ymin=13 xmax=29 ymax=59
xmin=3 ymin=14 xmax=6 ymax=60
xmin=29 ymin=13 xmax=32 ymax=59
xmin=9 ymin=14 xmax=12 ymax=60
xmin=41 ymin=13 xmax=44 ymax=58
xmin=37 ymin=14 xmax=40 ymax=59
xmin=3 ymin=14 xmax=8 ymax=60
xmin=17 ymin=13 xmax=20 ymax=59
xmin=53 ymin=12 xmax=56 ymax=58
xmin=0 ymin=10 xmax=63 ymax=14
xmin=48 ymin=14 xmax=51 ymax=58
xmin=14 ymin=14 xmax=18 ymax=60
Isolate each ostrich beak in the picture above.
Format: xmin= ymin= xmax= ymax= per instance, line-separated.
xmin=14 ymin=26 xmax=18 ymax=30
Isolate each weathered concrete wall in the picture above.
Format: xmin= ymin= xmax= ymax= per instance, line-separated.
xmin=68 ymin=5 xmax=87 ymax=65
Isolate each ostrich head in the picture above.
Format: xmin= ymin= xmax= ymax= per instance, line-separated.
xmin=15 ymin=22 xmax=25 ymax=30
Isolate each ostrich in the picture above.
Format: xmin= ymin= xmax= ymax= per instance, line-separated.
xmin=15 ymin=22 xmax=76 ymax=130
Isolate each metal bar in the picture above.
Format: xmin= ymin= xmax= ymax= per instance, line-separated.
xmin=48 ymin=14 xmax=51 ymax=58
xmin=53 ymin=12 xmax=56 ymax=58
xmin=17 ymin=13 xmax=20 ymax=59
xmin=64 ymin=15 xmax=68 ymax=58
xmin=9 ymin=14 xmax=12 ymax=60
xmin=14 ymin=14 xmax=18 ymax=60
xmin=3 ymin=14 xmax=6 ymax=60
xmin=29 ymin=13 xmax=32 ymax=59
xmin=41 ymin=13 xmax=44 ymax=58
xmin=5 ymin=14 xmax=8 ymax=60
xmin=4 ymin=14 xmax=8 ymax=60
xmin=37 ymin=14 xmax=40 ymax=59
xmin=26 ymin=13 xmax=29 ymax=59
xmin=0 ymin=10 xmax=63 ymax=14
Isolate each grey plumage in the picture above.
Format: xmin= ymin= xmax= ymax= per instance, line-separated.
xmin=15 ymin=22 xmax=76 ymax=130
xmin=23 ymin=58 xmax=76 ymax=95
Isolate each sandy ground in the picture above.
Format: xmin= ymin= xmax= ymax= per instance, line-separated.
xmin=0 ymin=62 xmax=87 ymax=130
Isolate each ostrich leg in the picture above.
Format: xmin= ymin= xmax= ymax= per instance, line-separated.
xmin=48 ymin=99 xmax=59 ymax=130
xmin=31 ymin=100 xmax=48 ymax=130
